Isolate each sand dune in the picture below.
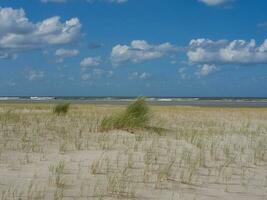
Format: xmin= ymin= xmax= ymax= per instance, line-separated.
xmin=0 ymin=103 xmax=267 ymax=199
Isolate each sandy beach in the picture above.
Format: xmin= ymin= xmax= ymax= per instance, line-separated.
xmin=1 ymin=1 xmax=267 ymax=199
xmin=0 ymin=102 xmax=266 ymax=200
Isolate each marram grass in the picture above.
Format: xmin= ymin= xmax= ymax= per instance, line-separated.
xmin=53 ymin=102 xmax=70 ymax=115
xmin=100 ymin=98 xmax=150 ymax=132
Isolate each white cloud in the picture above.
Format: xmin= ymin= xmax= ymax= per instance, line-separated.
xmin=80 ymin=57 xmax=101 ymax=68
xmin=139 ymin=72 xmax=151 ymax=80
xmin=81 ymin=73 xmax=91 ymax=81
xmin=129 ymin=72 xmax=151 ymax=80
xmin=0 ymin=7 xmax=81 ymax=55
xmin=198 ymin=0 xmax=233 ymax=6
xmin=93 ymin=69 xmax=104 ymax=76
xmin=111 ymin=40 xmax=177 ymax=65
xmin=196 ymin=64 xmax=218 ymax=77
xmin=25 ymin=70 xmax=45 ymax=81
xmin=55 ymin=48 xmax=79 ymax=62
xmin=81 ymin=69 xmax=108 ymax=81
xmin=187 ymin=38 xmax=267 ymax=65
xmin=178 ymin=67 xmax=190 ymax=80
xmin=0 ymin=7 xmax=34 ymax=35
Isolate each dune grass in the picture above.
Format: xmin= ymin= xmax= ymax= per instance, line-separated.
xmin=53 ymin=103 xmax=70 ymax=115
xmin=100 ymin=98 xmax=151 ymax=132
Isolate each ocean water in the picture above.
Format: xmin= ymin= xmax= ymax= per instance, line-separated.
xmin=0 ymin=96 xmax=267 ymax=102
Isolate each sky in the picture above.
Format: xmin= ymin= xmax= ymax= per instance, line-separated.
xmin=0 ymin=0 xmax=267 ymax=97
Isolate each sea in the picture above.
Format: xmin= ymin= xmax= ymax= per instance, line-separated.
xmin=0 ymin=96 xmax=267 ymax=102
xmin=0 ymin=96 xmax=267 ymax=107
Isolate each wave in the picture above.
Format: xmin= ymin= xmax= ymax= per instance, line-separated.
xmin=0 ymin=97 xmax=20 ymax=101
xmin=30 ymin=97 xmax=55 ymax=100
xmin=0 ymin=96 xmax=266 ymax=102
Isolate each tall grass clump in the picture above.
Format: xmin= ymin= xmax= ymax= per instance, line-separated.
xmin=100 ymin=98 xmax=150 ymax=132
xmin=53 ymin=103 xmax=70 ymax=115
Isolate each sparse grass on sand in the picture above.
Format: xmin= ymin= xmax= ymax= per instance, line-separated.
xmin=0 ymin=102 xmax=267 ymax=200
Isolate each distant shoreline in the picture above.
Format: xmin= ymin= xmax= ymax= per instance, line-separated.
xmin=1 ymin=99 xmax=267 ymax=107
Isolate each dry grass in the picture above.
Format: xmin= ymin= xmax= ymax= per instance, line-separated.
xmin=0 ymin=103 xmax=267 ymax=200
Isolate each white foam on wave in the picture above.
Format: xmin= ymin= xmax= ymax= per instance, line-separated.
xmin=0 ymin=97 xmax=20 ymax=100
xmin=30 ymin=97 xmax=55 ymax=100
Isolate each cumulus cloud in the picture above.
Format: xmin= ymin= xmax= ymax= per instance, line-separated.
xmin=187 ymin=38 xmax=267 ymax=65
xmin=198 ymin=0 xmax=233 ymax=6
xmin=25 ymin=70 xmax=45 ymax=81
xmin=129 ymin=72 xmax=151 ymax=80
xmin=55 ymin=48 xmax=79 ymax=57
xmin=80 ymin=57 xmax=101 ymax=68
xmin=0 ymin=7 xmax=81 ymax=57
xmin=196 ymin=64 xmax=218 ymax=77
xmin=55 ymin=48 xmax=79 ymax=62
xmin=111 ymin=40 xmax=177 ymax=65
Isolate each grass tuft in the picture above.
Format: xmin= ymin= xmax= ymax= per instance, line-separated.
xmin=53 ymin=103 xmax=70 ymax=115
xmin=100 ymin=97 xmax=150 ymax=132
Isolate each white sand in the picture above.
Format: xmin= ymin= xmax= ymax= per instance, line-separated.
xmin=0 ymin=104 xmax=266 ymax=199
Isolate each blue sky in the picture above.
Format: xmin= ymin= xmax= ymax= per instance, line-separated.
xmin=0 ymin=0 xmax=267 ymax=97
